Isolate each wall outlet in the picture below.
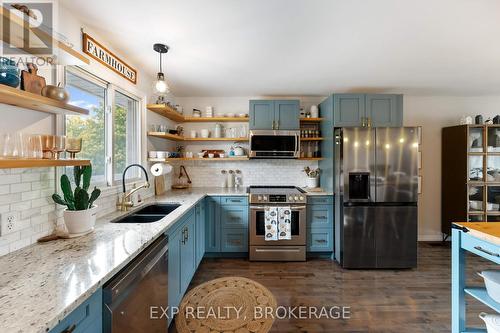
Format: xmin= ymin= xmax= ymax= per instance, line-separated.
xmin=0 ymin=213 xmax=16 ymax=236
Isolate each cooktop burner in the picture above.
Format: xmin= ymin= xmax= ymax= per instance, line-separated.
xmin=248 ymin=186 xmax=306 ymax=204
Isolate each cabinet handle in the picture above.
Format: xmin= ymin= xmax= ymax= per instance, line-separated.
xmin=316 ymin=239 xmax=327 ymax=243
xmin=272 ymin=121 xmax=276 ymax=130
xmin=229 ymin=240 xmax=242 ymax=245
xmin=361 ymin=117 xmax=366 ymax=127
xmin=367 ymin=117 xmax=372 ymax=127
xmin=314 ymin=215 xmax=327 ymax=220
xmin=185 ymin=227 xmax=189 ymax=241
xmin=230 ymin=199 xmax=242 ymax=203
xmin=474 ymin=246 xmax=500 ymax=257
xmin=62 ymin=325 xmax=76 ymax=333
xmin=181 ymin=228 xmax=186 ymax=244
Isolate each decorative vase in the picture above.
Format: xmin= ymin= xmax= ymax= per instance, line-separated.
xmin=63 ymin=205 xmax=97 ymax=234
xmin=306 ymin=176 xmax=319 ymax=188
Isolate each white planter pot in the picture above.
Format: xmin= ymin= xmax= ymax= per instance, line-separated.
xmin=306 ymin=177 xmax=319 ymax=188
xmin=63 ymin=205 xmax=97 ymax=235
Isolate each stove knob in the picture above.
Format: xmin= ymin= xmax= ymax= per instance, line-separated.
xmin=299 ymin=196 xmax=304 ymax=201
xmin=263 ymin=195 xmax=268 ymax=201
xmin=258 ymin=195 xmax=263 ymax=201
xmin=288 ymin=196 xmax=294 ymax=201
xmin=294 ymin=196 xmax=299 ymax=201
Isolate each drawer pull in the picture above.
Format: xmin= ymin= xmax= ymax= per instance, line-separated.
xmin=316 ymin=239 xmax=327 ymax=243
xmin=474 ymin=246 xmax=500 ymax=257
xmin=62 ymin=325 xmax=76 ymax=333
xmin=230 ymin=199 xmax=243 ymax=203
xmin=314 ymin=215 xmax=327 ymax=220
xmin=229 ymin=240 xmax=242 ymax=245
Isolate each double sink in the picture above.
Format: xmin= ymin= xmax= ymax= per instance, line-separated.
xmin=112 ymin=203 xmax=181 ymax=223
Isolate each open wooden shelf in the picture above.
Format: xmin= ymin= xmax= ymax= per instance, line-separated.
xmin=184 ymin=137 xmax=248 ymax=142
xmin=300 ymin=118 xmax=323 ymax=122
xmin=0 ymin=85 xmax=89 ymax=116
xmin=147 ymin=104 xmax=185 ymax=122
xmin=184 ymin=117 xmax=248 ymax=122
xmin=147 ymin=132 xmax=184 ymax=141
xmin=298 ymin=157 xmax=324 ymax=161
xmin=0 ymin=159 xmax=90 ymax=169
xmin=300 ymin=137 xmax=324 ymax=141
xmin=148 ymin=157 xmax=249 ymax=162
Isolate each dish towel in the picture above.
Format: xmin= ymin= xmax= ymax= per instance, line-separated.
xmin=277 ymin=207 xmax=292 ymax=240
xmin=264 ymin=207 xmax=292 ymax=241
xmin=264 ymin=207 xmax=278 ymax=241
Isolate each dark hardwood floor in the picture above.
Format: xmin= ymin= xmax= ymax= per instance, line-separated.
xmin=178 ymin=243 xmax=495 ymax=332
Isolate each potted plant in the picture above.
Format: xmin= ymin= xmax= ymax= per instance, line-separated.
xmin=303 ymin=166 xmax=321 ymax=188
xmin=52 ymin=165 xmax=101 ymax=235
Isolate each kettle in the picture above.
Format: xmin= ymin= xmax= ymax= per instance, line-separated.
xmin=233 ymin=146 xmax=245 ymax=156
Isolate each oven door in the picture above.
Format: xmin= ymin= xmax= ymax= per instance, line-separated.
xmin=249 ymin=205 xmax=306 ymax=246
xmin=249 ymin=130 xmax=300 ymax=158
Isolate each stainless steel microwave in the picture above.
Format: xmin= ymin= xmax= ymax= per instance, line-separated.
xmin=249 ymin=130 xmax=300 ymax=159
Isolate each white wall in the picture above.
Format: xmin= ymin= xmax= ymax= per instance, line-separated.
xmin=404 ymin=95 xmax=500 ymax=240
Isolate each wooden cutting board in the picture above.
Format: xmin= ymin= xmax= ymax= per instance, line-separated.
xmin=454 ymin=222 xmax=500 ymax=245
xmin=155 ymin=175 xmax=166 ymax=196
xmin=21 ymin=63 xmax=46 ymax=94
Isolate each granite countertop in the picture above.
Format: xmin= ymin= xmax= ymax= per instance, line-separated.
xmin=0 ymin=187 xmax=332 ymax=333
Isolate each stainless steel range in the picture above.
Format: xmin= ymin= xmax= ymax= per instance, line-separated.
xmin=248 ymin=186 xmax=307 ymax=261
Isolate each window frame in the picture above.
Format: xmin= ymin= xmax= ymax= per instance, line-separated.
xmin=63 ymin=66 xmax=142 ymax=187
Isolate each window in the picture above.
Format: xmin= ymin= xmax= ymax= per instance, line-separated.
xmin=65 ymin=67 xmax=141 ymax=185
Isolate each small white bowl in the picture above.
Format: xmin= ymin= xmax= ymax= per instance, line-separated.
xmin=157 ymin=151 xmax=166 ymax=159
xmin=219 ymin=153 xmax=225 ymax=158
xmin=148 ymin=151 xmax=157 ymax=158
xmin=208 ymin=153 xmax=215 ymax=158
xmin=197 ymin=152 xmax=205 ymax=158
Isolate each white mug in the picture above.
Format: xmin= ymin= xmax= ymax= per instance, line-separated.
xmin=201 ymin=129 xmax=210 ymax=138
xmin=157 ymin=151 xmax=166 ymax=159
xmin=148 ymin=151 xmax=157 ymax=158
xmin=185 ymin=151 xmax=193 ymax=158
xmin=190 ymin=130 xmax=197 ymax=138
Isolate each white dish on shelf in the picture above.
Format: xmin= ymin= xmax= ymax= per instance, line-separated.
xmin=226 ymin=113 xmax=235 ymax=118
xmin=238 ymin=113 xmax=248 ymax=118
xmin=479 ymin=271 xmax=500 ymax=303
xmin=480 ymin=312 xmax=500 ymax=333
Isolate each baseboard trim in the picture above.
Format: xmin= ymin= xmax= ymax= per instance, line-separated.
xmin=418 ymin=234 xmax=445 ymax=242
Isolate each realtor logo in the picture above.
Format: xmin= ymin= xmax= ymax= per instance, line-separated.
xmin=2 ymin=1 xmax=53 ymax=55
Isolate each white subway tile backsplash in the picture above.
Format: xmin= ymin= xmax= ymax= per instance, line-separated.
xmin=21 ymin=173 xmax=40 ymax=182
xmin=0 ymin=185 xmax=10 ymax=195
xmin=21 ymin=190 xmax=40 ymax=201
xmin=10 ymin=183 xmax=31 ymax=193
xmin=21 ymin=207 xmax=41 ymax=219
xmin=0 ymin=174 xmax=21 ymax=185
xmin=0 ymin=193 xmax=22 ymax=204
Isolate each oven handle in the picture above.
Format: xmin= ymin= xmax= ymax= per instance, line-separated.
xmin=250 ymin=205 xmax=306 ymax=210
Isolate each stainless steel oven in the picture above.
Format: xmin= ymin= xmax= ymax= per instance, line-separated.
xmin=249 ymin=130 xmax=300 ymax=159
xmin=248 ymin=186 xmax=307 ymax=261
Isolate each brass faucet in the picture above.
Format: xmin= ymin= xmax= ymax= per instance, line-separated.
xmin=117 ymin=164 xmax=150 ymax=212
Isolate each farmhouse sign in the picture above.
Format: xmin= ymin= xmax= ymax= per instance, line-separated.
xmin=82 ymin=33 xmax=137 ymax=84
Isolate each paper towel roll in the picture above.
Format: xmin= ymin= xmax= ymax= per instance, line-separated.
xmin=151 ymin=163 xmax=173 ymax=177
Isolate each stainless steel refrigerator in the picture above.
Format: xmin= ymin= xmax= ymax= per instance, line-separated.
xmin=334 ymin=127 xmax=419 ymax=269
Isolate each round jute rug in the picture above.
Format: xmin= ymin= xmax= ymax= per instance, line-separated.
xmin=176 ymin=276 xmax=277 ymax=333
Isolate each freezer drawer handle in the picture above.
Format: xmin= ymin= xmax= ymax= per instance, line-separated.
xmin=61 ymin=325 xmax=76 ymax=333
xmin=474 ymin=246 xmax=500 ymax=257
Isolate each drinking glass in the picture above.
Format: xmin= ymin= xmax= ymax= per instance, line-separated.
xmin=41 ymin=135 xmax=54 ymax=159
xmin=1 ymin=133 xmax=23 ymax=159
xmin=28 ymin=135 xmax=43 ymax=159
xmin=51 ymin=135 xmax=66 ymax=159
xmin=66 ymin=138 xmax=82 ymax=159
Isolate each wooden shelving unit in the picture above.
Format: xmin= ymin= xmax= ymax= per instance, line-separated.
xmin=300 ymin=137 xmax=324 ymax=141
xmin=148 ymin=157 xmax=249 ymax=162
xmin=0 ymin=85 xmax=89 ymax=116
xmin=147 ymin=104 xmax=185 ymax=122
xmin=183 ymin=137 xmax=248 ymax=142
xmin=184 ymin=117 xmax=248 ymax=122
xmin=147 ymin=132 xmax=184 ymax=141
xmin=300 ymin=118 xmax=323 ymax=122
xmin=0 ymin=159 xmax=90 ymax=169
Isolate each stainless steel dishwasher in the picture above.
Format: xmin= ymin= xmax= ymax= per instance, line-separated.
xmin=103 ymin=234 xmax=168 ymax=333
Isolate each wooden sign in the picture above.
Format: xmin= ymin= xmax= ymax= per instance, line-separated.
xmin=82 ymin=33 xmax=137 ymax=84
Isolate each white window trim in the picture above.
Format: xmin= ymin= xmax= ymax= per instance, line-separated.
xmin=57 ymin=66 xmax=143 ymax=189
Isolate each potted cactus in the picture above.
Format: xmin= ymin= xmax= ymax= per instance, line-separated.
xmin=52 ymin=165 xmax=101 ymax=235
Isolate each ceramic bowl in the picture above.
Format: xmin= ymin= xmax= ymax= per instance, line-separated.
xmin=208 ymin=153 xmax=215 ymax=158
xmin=197 ymin=152 xmax=205 ymax=158
xmin=0 ymin=63 xmax=20 ymax=88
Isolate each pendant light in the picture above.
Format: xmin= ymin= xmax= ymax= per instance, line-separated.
xmin=153 ymin=43 xmax=170 ymax=94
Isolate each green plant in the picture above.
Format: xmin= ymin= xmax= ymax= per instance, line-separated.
xmin=303 ymin=166 xmax=320 ymax=178
xmin=52 ymin=165 xmax=101 ymax=211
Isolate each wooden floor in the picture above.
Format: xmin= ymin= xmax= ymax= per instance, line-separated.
xmin=176 ymin=243 xmax=495 ymax=332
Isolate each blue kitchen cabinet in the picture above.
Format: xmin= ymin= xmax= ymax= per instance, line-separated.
xmin=274 ymin=100 xmax=300 ymax=130
xmin=205 ymin=196 xmax=221 ymax=252
xmin=168 ymin=227 xmax=182 ymax=311
xmin=220 ymin=205 xmax=249 ymax=229
xmin=249 ymin=99 xmax=300 ymax=130
xmin=180 ymin=211 xmax=196 ymax=294
xmin=307 ymin=196 xmax=334 ymax=253
xmin=319 ymin=96 xmax=335 ymax=194
xmin=333 ymin=94 xmax=366 ymax=127
xmin=49 ymin=289 xmax=102 ymax=333
xmin=365 ymin=94 xmax=402 ymax=127
xmin=249 ymin=100 xmax=275 ymax=129
xmin=221 ymin=229 xmax=249 ymax=252
xmin=195 ymin=200 xmax=206 ymax=267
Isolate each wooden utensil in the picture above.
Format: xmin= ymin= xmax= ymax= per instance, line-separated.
xmin=21 ymin=63 xmax=46 ymax=94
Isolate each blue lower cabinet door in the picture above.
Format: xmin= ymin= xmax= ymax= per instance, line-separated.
xmin=181 ymin=215 xmax=196 ymax=294
xmin=307 ymin=228 xmax=334 ymax=252
xmin=307 ymin=205 xmax=333 ymax=229
xmin=221 ymin=229 xmax=248 ymax=252
xmin=168 ymin=229 xmax=182 ymax=312
xmin=205 ymin=197 xmax=221 ymax=252
xmin=49 ymin=289 xmax=102 ymax=333
xmin=220 ymin=206 xmax=249 ymax=228
xmin=195 ymin=201 xmax=206 ymax=266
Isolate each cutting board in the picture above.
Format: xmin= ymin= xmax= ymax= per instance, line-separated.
xmin=155 ymin=175 xmax=166 ymax=196
xmin=454 ymin=222 xmax=500 ymax=245
xmin=20 ymin=63 xmax=46 ymax=95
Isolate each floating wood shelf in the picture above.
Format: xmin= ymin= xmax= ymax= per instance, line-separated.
xmin=0 ymin=85 xmax=89 ymax=116
xmin=0 ymin=159 xmax=90 ymax=169
xmin=300 ymin=118 xmax=323 ymax=122
xmin=300 ymin=137 xmax=324 ymax=141
xmin=184 ymin=117 xmax=249 ymax=122
xmin=148 ymin=157 xmax=249 ymax=162
xmin=183 ymin=137 xmax=248 ymax=142
xmin=147 ymin=104 xmax=185 ymax=122
xmin=298 ymin=157 xmax=324 ymax=161
xmin=0 ymin=7 xmax=89 ymax=65
xmin=147 ymin=132 xmax=184 ymax=141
